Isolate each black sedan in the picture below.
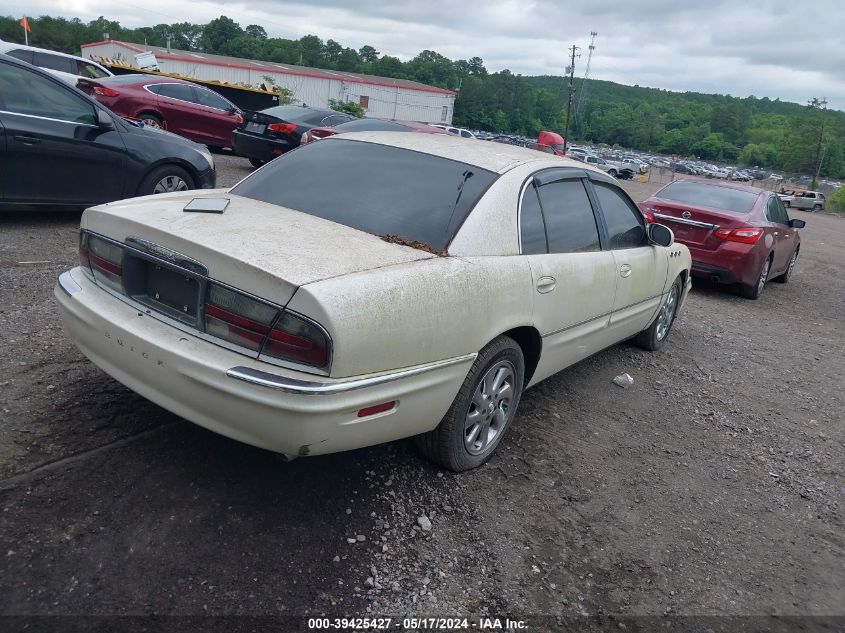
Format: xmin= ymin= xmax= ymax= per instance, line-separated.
xmin=0 ymin=54 xmax=216 ymax=210
xmin=233 ymin=105 xmax=355 ymax=167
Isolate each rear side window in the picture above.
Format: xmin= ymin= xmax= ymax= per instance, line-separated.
xmin=156 ymin=83 xmax=195 ymax=102
xmin=194 ymin=87 xmax=231 ymax=110
xmin=77 ymin=61 xmax=109 ymax=79
xmin=520 ymin=184 xmax=547 ymax=255
xmin=536 ymin=180 xmax=600 ymax=253
xmin=766 ymin=197 xmax=789 ymax=225
xmin=0 ymin=60 xmax=96 ymax=124
xmin=593 ymin=183 xmax=647 ymax=249
xmin=33 ymin=51 xmax=75 ymax=74
xmin=6 ymin=49 xmax=34 ymax=64
xmin=231 ymin=139 xmax=496 ymax=251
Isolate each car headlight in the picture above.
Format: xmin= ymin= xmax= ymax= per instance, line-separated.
xmin=199 ymin=148 xmax=214 ymax=171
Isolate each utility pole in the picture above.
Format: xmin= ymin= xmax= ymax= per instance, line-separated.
xmin=810 ymin=97 xmax=827 ymax=188
xmin=574 ymin=32 xmax=597 ymax=136
xmin=562 ymin=44 xmax=580 ymax=153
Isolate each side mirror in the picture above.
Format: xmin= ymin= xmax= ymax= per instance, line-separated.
xmin=788 ymin=218 xmax=806 ymax=228
xmin=96 ymin=108 xmax=114 ymax=129
xmin=648 ymin=223 xmax=674 ymax=247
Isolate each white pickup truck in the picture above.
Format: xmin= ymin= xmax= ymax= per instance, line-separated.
xmin=778 ymin=190 xmax=826 ymax=212
xmin=580 ymin=155 xmax=636 ymax=179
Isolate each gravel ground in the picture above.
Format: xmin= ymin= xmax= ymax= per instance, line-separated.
xmin=1 ymin=154 xmax=843 ymax=627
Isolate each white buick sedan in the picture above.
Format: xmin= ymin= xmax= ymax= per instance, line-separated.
xmin=56 ymin=133 xmax=691 ymax=471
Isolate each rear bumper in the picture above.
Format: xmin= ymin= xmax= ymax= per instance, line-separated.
xmin=232 ymin=130 xmax=295 ymax=162
xmin=684 ymin=241 xmax=765 ymax=287
xmin=55 ymin=268 xmax=473 ymax=457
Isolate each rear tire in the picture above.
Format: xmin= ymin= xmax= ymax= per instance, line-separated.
xmin=138 ymin=164 xmax=195 ymax=196
xmin=139 ymin=113 xmax=164 ymax=129
xmin=249 ymin=157 xmax=265 ymax=168
xmin=773 ymin=249 xmax=798 ymax=283
xmin=813 ymin=204 xmax=822 ymax=212
xmin=783 ymin=200 xmax=791 ymax=208
xmin=634 ymin=276 xmax=682 ymax=351
xmin=607 ymin=168 xmax=618 ymax=177
xmin=415 ymin=336 xmax=524 ymax=472
xmin=739 ymin=256 xmax=771 ymax=299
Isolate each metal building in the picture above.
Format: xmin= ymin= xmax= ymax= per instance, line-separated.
xmin=80 ymin=40 xmax=456 ymax=124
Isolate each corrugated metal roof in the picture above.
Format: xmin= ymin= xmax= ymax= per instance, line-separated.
xmin=81 ymin=40 xmax=457 ymax=96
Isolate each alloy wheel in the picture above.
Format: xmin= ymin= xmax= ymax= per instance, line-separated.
xmin=656 ymin=283 xmax=679 ymax=341
xmin=464 ymin=360 xmax=516 ymax=456
xmin=757 ymin=258 xmax=771 ymax=295
xmin=153 ymin=175 xmax=189 ymax=194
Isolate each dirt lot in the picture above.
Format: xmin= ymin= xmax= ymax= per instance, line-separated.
xmin=1 ymin=155 xmax=843 ymax=628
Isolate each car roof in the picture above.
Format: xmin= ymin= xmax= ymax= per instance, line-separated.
xmin=0 ymin=41 xmax=99 ymax=64
xmin=325 ymin=132 xmax=607 ymax=175
xmin=97 ymin=73 xmax=193 ymax=85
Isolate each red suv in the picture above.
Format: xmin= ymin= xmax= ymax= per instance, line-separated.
xmin=77 ymin=74 xmax=243 ymax=150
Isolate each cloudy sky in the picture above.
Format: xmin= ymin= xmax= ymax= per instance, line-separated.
xmin=8 ymin=0 xmax=844 ymax=109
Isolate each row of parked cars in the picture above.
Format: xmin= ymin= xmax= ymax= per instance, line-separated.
xmin=0 ymin=45 xmax=457 ymax=210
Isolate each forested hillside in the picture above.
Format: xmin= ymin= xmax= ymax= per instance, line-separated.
xmin=2 ymin=13 xmax=841 ymax=177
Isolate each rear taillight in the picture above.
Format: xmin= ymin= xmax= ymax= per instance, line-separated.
xmin=267 ymin=122 xmax=296 ymax=134
xmin=715 ymin=227 xmax=763 ymax=244
xmin=262 ymin=312 xmax=330 ymax=368
xmin=77 ymin=231 xmax=332 ymax=371
xmin=204 ymin=283 xmax=278 ymax=352
xmin=85 ymin=233 xmax=124 ymax=292
xmin=93 ymin=86 xmax=120 ymax=97
xmin=204 ymin=283 xmax=330 ymax=368
xmin=640 ymin=208 xmax=655 ymax=223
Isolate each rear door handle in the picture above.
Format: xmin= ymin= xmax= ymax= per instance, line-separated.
xmin=14 ymin=135 xmax=40 ymax=145
xmin=619 ymin=264 xmax=632 ymax=278
xmin=536 ymin=276 xmax=556 ymax=294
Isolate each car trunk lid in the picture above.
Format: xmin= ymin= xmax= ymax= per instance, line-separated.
xmin=647 ymin=199 xmax=753 ymax=251
xmin=82 ymin=190 xmax=435 ymax=307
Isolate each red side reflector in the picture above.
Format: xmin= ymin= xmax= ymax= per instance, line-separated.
xmin=267 ymin=122 xmax=297 ymax=134
xmin=93 ymin=86 xmax=120 ymax=97
xmin=357 ymin=401 xmax=396 ymax=418
xmin=641 ymin=210 xmax=655 ymax=223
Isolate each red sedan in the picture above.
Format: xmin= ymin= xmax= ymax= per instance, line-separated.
xmin=77 ymin=74 xmax=243 ymax=149
xmin=639 ymin=180 xmax=805 ymax=299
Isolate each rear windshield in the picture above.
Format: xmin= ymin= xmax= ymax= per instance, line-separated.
xmin=231 ymin=139 xmax=496 ymax=251
xmin=260 ymin=105 xmax=332 ymax=122
xmin=657 ymin=181 xmax=759 ymax=214
xmin=334 ymin=118 xmax=412 ymax=132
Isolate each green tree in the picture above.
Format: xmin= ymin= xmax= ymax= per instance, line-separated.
xmin=328 ymin=99 xmax=364 ymax=118
xmin=199 ymin=16 xmax=243 ymax=53
xmin=358 ymin=45 xmax=379 ymax=63
xmin=245 ymin=24 xmax=267 ymax=40
xmin=828 ymin=186 xmax=845 ymax=214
